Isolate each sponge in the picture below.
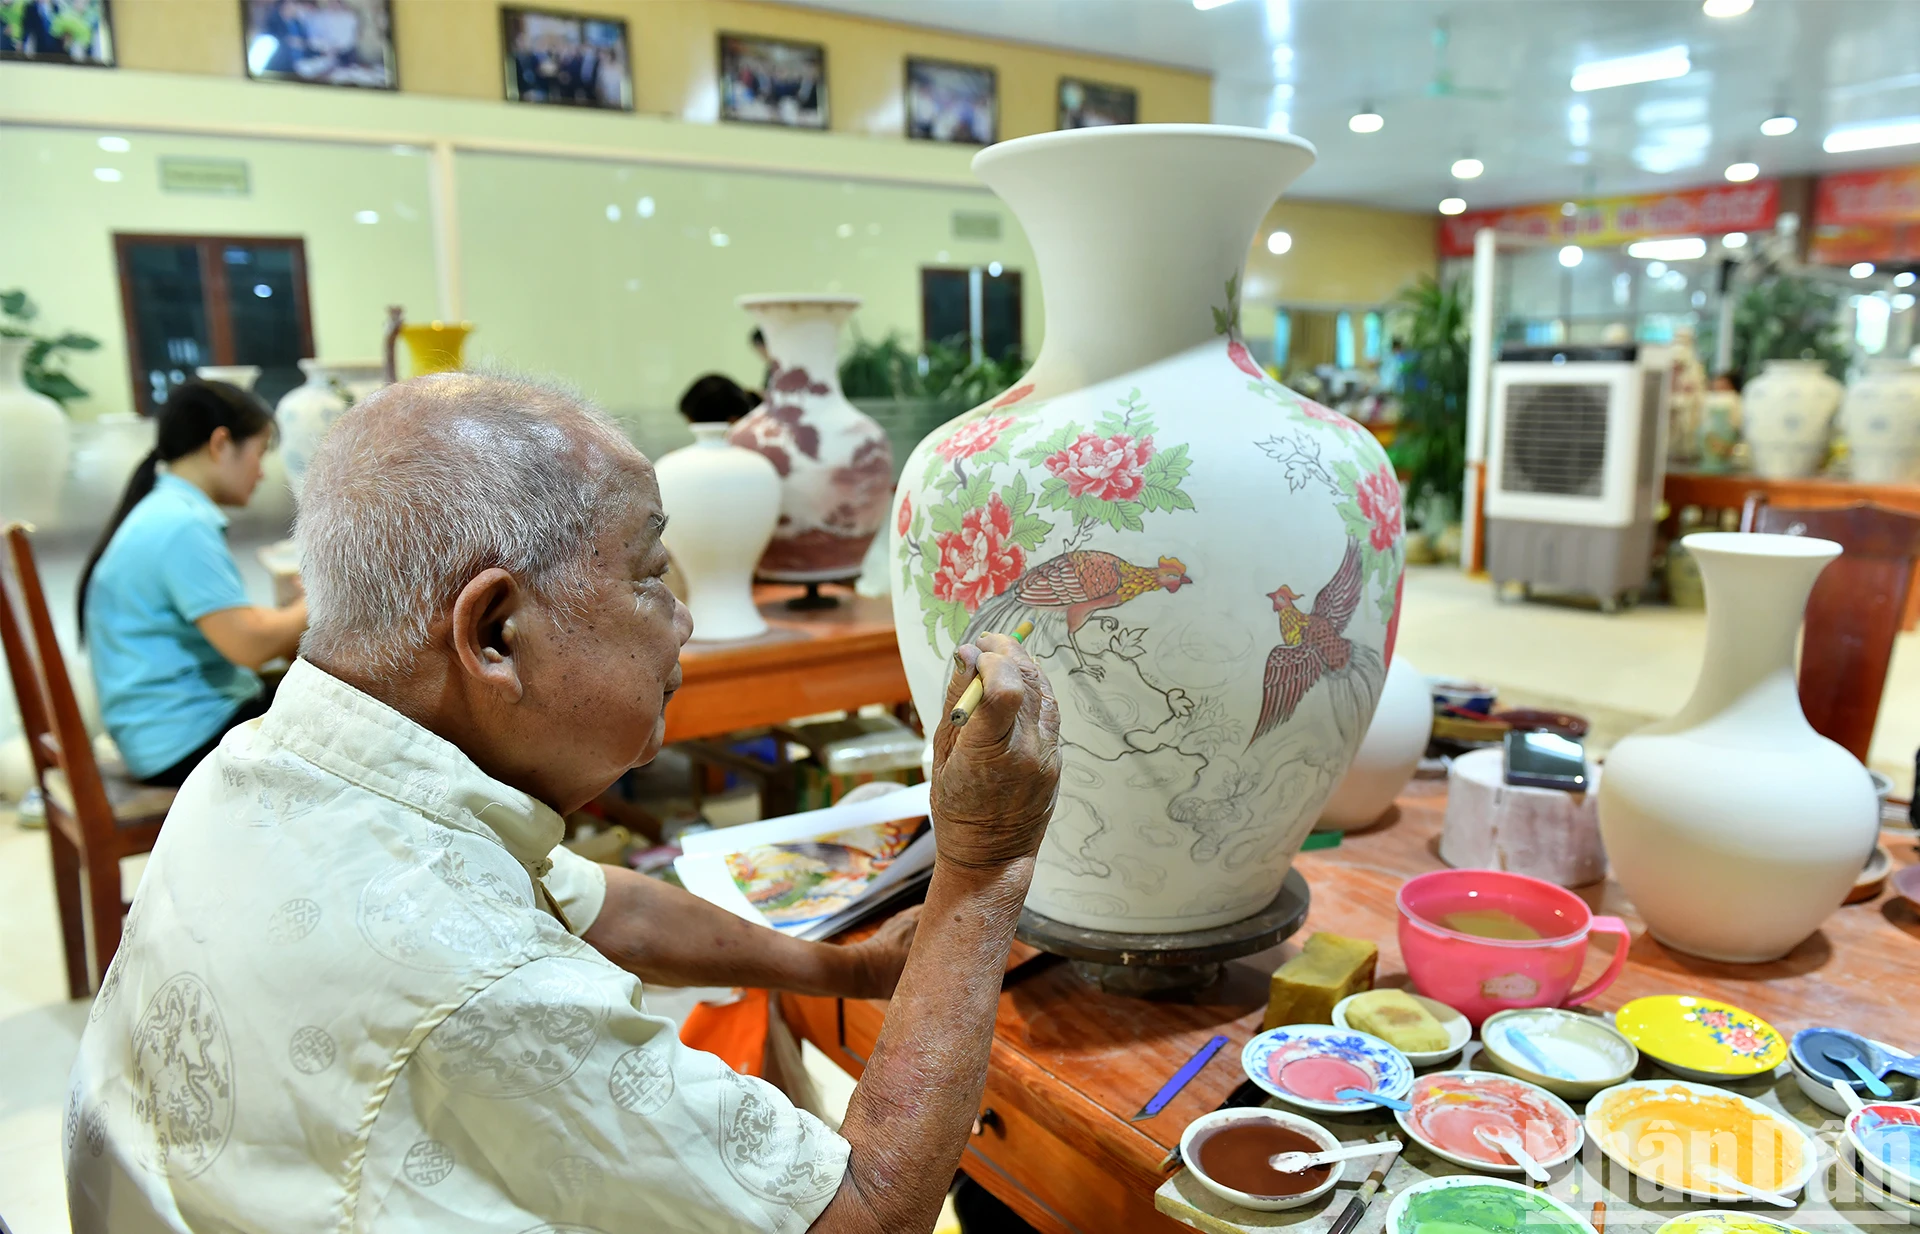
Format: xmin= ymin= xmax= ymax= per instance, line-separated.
xmin=1343 ymin=988 xmax=1451 ymax=1053
xmin=1262 ymin=933 xmax=1378 ymax=1031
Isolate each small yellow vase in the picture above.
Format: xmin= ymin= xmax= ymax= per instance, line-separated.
xmin=399 ymin=322 xmax=473 ymax=376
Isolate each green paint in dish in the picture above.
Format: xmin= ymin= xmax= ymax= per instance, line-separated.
xmin=1398 ymin=1185 xmax=1588 ymax=1234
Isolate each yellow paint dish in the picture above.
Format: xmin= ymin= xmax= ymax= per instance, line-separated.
xmin=1613 ymin=995 xmax=1787 ymax=1080
xmin=1586 ymin=1080 xmax=1817 ymax=1201
xmin=1657 ymin=1214 xmax=1810 ymax=1234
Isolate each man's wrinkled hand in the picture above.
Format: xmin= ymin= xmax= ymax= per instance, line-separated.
xmin=929 ymin=631 xmax=1062 ymax=872
xmin=847 ymin=904 xmax=920 ymax=998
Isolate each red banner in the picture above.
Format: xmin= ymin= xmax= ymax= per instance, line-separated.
xmin=1810 ymin=164 xmax=1920 ymax=264
xmin=1438 ymin=182 xmax=1780 ymax=258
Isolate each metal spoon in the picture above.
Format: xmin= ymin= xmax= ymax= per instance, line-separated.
xmin=1475 ymin=1126 xmax=1550 ymax=1183
xmin=1269 ymin=1139 xmax=1405 ymax=1174
xmin=1337 ymin=1087 xmax=1412 ymax=1112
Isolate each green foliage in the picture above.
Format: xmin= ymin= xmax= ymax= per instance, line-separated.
xmin=1385 ymin=275 xmax=1469 ymax=528
xmin=839 ymin=329 xmax=1030 ymax=412
xmin=1728 ymin=273 xmax=1849 ymax=386
xmin=0 ymin=289 xmax=100 ymax=411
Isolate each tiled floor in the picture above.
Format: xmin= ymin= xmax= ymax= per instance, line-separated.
xmin=1 ymin=563 xmax=1914 ymax=1230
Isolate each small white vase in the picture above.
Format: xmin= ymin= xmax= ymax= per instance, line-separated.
xmin=60 ymin=412 xmax=156 ymax=533
xmin=0 ymin=337 xmax=70 ymax=527
xmin=655 ymin=422 xmax=782 ymax=641
xmin=1742 ymin=359 xmax=1844 ymax=480
xmin=1598 ymin=532 xmax=1878 ymax=963
xmin=276 ymin=359 xmax=385 ymax=499
xmin=1842 ymin=359 xmax=1920 ymax=485
xmin=194 ymin=365 xmax=261 ymax=390
xmin=729 ymin=296 xmax=893 ymax=583
xmin=1315 ymin=657 xmax=1431 ymax=832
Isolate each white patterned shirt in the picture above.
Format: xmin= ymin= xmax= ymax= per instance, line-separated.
xmin=66 ymin=659 xmax=849 ymax=1233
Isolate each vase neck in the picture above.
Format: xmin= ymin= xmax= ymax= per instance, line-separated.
xmin=690 ymin=422 xmax=729 ymax=447
xmin=1669 ymin=533 xmax=1840 ymax=729
xmin=972 ymin=126 xmax=1314 ymax=393
xmin=743 ymin=299 xmax=856 ymax=400
xmin=0 ymin=337 xmax=28 ymax=392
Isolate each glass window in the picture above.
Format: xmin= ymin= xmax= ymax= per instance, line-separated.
xmin=1335 ymin=310 xmax=1355 ymax=369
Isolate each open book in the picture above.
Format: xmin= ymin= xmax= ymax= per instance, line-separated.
xmin=673 ymin=783 xmax=934 ymax=942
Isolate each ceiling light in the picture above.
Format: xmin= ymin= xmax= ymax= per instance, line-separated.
xmin=636 ymin=196 xmax=656 ymax=218
xmin=1628 ymin=236 xmax=1708 ymax=260
xmin=355 ymin=210 xmax=379 ymax=224
xmin=1438 ymin=197 xmax=1467 ymax=215
xmin=1646 ymin=261 xmax=1668 ymax=278
xmin=710 ymin=230 xmax=730 ymax=247
xmin=1702 ymin=0 xmax=1751 ymax=16
xmin=1894 ymin=272 xmax=1917 ymax=288
xmin=252 ymin=283 xmax=272 ymax=298
xmin=1825 ymin=118 xmax=1920 ymax=153
xmin=1451 ymin=157 xmax=1484 ymax=179
xmin=988 ymin=261 xmax=1004 ymax=276
xmin=1193 ymin=0 xmax=1236 ymax=9
xmin=1267 ymin=231 xmax=1293 ymax=255
xmin=92 ymin=167 xmax=121 ymax=182
xmin=1894 ymin=293 xmax=1916 ymax=311
xmin=1760 ymin=114 xmax=1798 ymax=137
xmin=1348 ymin=111 xmax=1384 ymax=134
xmin=1850 ymin=262 xmax=1875 ymax=278
xmin=1559 ymin=245 xmax=1585 ymax=268
xmin=605 ymin=204 xmax=621 ymax=221
xmin=1571 ymin=45 xmax=1690 ymax=93
xmin=97 ymin=135 xmax=130 ymax=153
xmin=1724 ymin=161 xmax=1759 ymax=182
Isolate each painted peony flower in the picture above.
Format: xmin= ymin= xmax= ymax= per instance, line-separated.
xmin=932 ymin=494 xmax=1025 ymax=612
xmin=1354 ymin=463 xmax=1403 ymax=553
xmin=935 ymin=415 xmax=1017 ymax=462
xmin=1044 ymin=431 xmax=1155 ymax=503
xmin=896 ymin=493 xmax=913 ymax=538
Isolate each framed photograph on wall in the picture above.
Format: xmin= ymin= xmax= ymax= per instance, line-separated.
xmin=241 ymin=0 xmax=396 ymax=89
xmin=718 ymin=33 xmax=826 ymax=129
xmin=0 ymin=0 xmax=116 ymax=66
xmin=1058 ymin=77 xmax=1137 ymax=129
xmin=905 ymin=57 xmax=996 ymax=145
xmin=501 ymin=6 xmax=632 ymax=110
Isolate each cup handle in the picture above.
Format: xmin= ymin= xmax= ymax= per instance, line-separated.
xmin=1564 ymin=916 xmax=1633 ymax=1007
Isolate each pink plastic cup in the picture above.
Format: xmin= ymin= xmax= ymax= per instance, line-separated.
xmin=1397 ymin=869 xmax=1632 ymax=1027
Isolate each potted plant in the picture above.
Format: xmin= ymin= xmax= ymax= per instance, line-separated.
xmin=840 ymin=330 xmax=1030 ymax=482
xmin=1386 ymin=275 xmax=1469 ymax=558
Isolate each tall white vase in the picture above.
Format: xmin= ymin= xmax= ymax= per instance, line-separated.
xmin=276 ymin=360 xmax=386 ymax=499
xmin=655 ymin=422 xmax=782 ymax=642
xmin=60 ymin=412 xmax=156 ymax=533
xmin=0 ymin=337 xmax=70 ymax=527
xmin=891 ymin=125 xmax=1402 ymax=935
xmin=1598 ymin=532 xmax=1877 ymax=963
xmin=1843 ymin=359 xmax=1920 ymax=484
xmin=1315 ymin=656 xmax=1431 ymax=832
xmin=1742 ymin=359 xmax=1844 ymax=480
xmin=729 ymin=296 xmax=893 ymax=583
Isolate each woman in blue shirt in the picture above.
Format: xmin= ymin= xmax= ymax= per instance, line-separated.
xmin=79 ymin=381 xmax=308 ymax=787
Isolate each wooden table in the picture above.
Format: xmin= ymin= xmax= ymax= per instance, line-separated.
xmin=661 ymin=586 xmax=910 ymax=744
xmin=782 ymin=778 xmax=1920 ymax=1234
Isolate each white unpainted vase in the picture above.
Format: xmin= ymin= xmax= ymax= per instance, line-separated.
xmin=654 ymin=422 xmax=782 ymax=642
xmin=1742 ymin=359 xmax=1844 ymax=480
xmin=0 ymin=337 xmax=70 ymax=528
xmin=60 ymin=412 xmax=156 ymax=534
xmin=1598 ymin=532 xmax=1878 ymax=963
xmin=1315 ymin=656 xmax=1431 ymax=832
xmin=730 ymin=296 xmax=893 ymax=583
xmin=194 ymin=365 xmax=261 ymax=390
xmin=276 ymin=360 xmax=386 ymax=499
xmin=1842 ymin=359 xmax=1920 ymax=484
xmin=890 ymin=125 xmax=1403 ymax=934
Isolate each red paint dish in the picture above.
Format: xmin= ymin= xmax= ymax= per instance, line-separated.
xmin=1275 ymin=1055 xmax=1376 ymax=1103
xmin=1395 ymin=1071 xmax=1584 ymax=1173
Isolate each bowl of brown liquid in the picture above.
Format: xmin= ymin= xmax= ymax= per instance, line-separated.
xmin=1179 ymin=1107 xmax=1343 ymax=1211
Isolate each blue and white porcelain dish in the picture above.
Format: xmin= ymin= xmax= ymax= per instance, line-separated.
xmin=1242 ymin=1023 xmax=1416 ymax=1115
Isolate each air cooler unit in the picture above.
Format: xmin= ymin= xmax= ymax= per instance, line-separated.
xmin=1485 ymin=345 xmax=1670 ymax=612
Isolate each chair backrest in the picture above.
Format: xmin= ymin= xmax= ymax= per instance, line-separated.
xmin=1740 ymin=498 xmax=1920 ymax=762
xmin=0 ymin=528 xmax=56 ymax=780
xmin=3 ymin=524 xmax=119 ymax=841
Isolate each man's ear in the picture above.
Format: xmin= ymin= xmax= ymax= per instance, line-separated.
xmin=449 ymin=568 xmax=525 ymax=701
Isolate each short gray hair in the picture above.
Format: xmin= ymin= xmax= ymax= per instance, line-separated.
xmin=296 ymin=372 xmax=644 ymax=679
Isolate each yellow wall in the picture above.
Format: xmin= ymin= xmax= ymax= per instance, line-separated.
xmin=1247 ymin=199 xmax=1437 ymax=310
xmin=106 ymin=0 xmax=1211 ymax=136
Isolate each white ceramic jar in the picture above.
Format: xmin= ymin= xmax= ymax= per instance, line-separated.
xmin=1843 ymin=359 xmax=1920 ymax=485
xmin=276 ymin=360 xmax=386 ymax=499
xmin=59 ymin=411 xmax=154 ymax=534
xmin=1598 ymin=532 xmax=1878 ymax=963
xmin=0 ymin=337 xmax=70 ymax=527
xmin=654 ymin=422 xmax=783 ymax=642
xmin=1742 ymin=359 xmax=1844 ymax=480
xmin=1316 ymin=656 xmax=1431 ymax=832
xmin=891 ymin=125 xmax=1402 ymax=934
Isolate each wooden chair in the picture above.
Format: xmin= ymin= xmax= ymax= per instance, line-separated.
xmin=1739 ymin=497 xmax=1920 ymax=763
xmin=1 ymin=524 xmax=175 ymax=998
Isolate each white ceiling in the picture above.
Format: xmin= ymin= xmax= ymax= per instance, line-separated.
xmin=773 ymin=0 xmax=1920 ymax=213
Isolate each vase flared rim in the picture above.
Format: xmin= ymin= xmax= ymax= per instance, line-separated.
xmin=298 ymin=358 xmax=384 ymax=377
xmin=1681 ymin=530 xmax=1841 ymax=561
xmin=736 ymin=293 xmax=863 ymax=311
xmin=973 ymin=122 xmax=1317 ymax=177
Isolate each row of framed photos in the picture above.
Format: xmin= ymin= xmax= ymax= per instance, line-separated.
xmin=1 ymin=0 xmax=1139 ymax=141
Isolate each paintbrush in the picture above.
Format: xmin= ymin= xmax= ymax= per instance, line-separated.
xmin=1326 ymin=1137 xmax=1402 ymax=1234
xmin=950 ymin=620 xmax=1035 ymax=725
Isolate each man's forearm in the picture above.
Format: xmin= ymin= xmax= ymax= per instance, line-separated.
xmin=809 ymin=857 xmax=1032 ymax=1234
xmin=584 ymin=863 xmax=878 ymax=996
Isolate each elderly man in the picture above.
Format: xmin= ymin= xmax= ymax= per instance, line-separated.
xmin=67 ymin=375 xmax=1062 ymax=1233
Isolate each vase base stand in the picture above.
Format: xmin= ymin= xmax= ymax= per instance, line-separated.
xmin=1016 ymin=870 xmax=1311 ymax=997
xmin=763 ymin=578 xmax=860 ymax=610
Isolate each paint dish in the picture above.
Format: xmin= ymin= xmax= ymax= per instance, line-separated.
xmin=1586 ymin=1080 xmax=1817 ymax=1202
xmin=1481 ymin=1008 xmax=1640 ymax=1100
xmin=1792 ymin=1036 xmax=1919 ymax=1115
xmin=1178 ymin=1107 xmax=1344 ymax=1213
xmin=1655 ymin=1211 xmax=1812 ymax=1234
xmin=1614 ymin=995 xmax=1788 ymax=1080
xmin=1835 ymin=1139 xmax=1920 ymax=1226
xmin=1242 ymin=1024 xmax=1415 ymax=1115
xmin=1395 ymin=1071 xmax=1583 ymax=1174
xmin=1386 ymin=1174 xmax=1595 ymax=1234
xmin=1850 ymin=1104 xmax=1920 ymax=1200
xmin=1334 ymin=992 xmax=1472 ymax=1067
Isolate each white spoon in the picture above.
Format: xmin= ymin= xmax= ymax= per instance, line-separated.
xmin=1475 ymin=1126 xmax=1551 ymax=1183
xmin=1268 ymin=1138 xmax=1405 ymax=1174
xmin=1697 ymin=1164 xmax=1797 ymax=1209
xmin=1832 ymin=1076 xmax=1867 ymax=1113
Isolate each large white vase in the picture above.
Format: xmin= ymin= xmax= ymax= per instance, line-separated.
xmin=0 ymin=337 xmax=70 ymax=527
xmin=1842 ymin=359 xmax=1920 ymax=484
xmin=654 ymin=422 xmax=782 ymax=642
xmin=1598 ymin=532 xmax=1878 ymax=963
xmin=60 ymin=412 xmax=156 ymax=534
xmin=276 ymin=360 xmax=385 ymax=499
xmin=1315 ymin=656 xmax=1431 ymax=833
xmin=1742 ymin=359 xmax=1844 ymax=480
xmin=891 ymin=125 xmax=1403 ymax=934
xmin=729 ymin=296 xmax=894 ymax=583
